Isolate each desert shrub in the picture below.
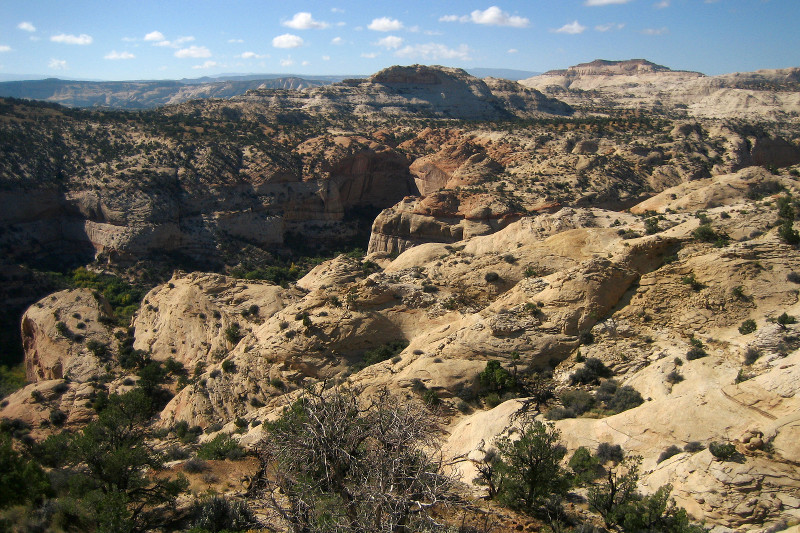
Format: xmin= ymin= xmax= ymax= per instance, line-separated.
xmin=739 ymin=319 xmax=757 ymax=335
xmin=479 ymin=360 xmax=515 ymax=393
xmin=709 ymin=441 xmax=737 ymax=461
xmin=221 ymin=359 xmax=236 ymax=373
xmin=644 ymin=217 xmax=660 ymax=235
xmin=484 ymin=393 xmax=502 ymax=408
xmin=743 ymin=347 xmax=762 ymax=365
xmin=788 ymin=272 xmax=800 ymax=284
xmin=164 ymin=445 xmax=190 ymax=461
xmin=684 ymin=441 xmax=705 ymax=453
xmin=596 ymin=442 xmax=624 ymax=464
xmin=86 ymin=340 xmax=110 ymax=359
xmin=657 ymin=445 xmax=682 ymax=464
xmin=224 ymin=323 xmax=243 ymax=344
xmin=686 ymin=338 xmax=708 ymax=360
xmin=569 ymin=446 xmax=602 ymax=485
xmin=422 ymin=284 xmax=438 ymax=293
xmin=681 ymin=273 xmax=705 ymax=291
xmin=545 ymin=406 xmax=575 ymax=420
xmin=570 ymin=357 xmax=613 ymax=385
xmin=422 ymin=389 xmax=440 ymax=407
xmin=560 ymin=389 xmax=594 ymax=416
xmin=484 ymin=271 xmax=500 ymax=282
xmin=580 ymin=331 xmax=595 ymax=345
xmin=189 ymin=495 xmax=256 ymax=532
xmin=666 ymin=370 xmax=684 ymax=384
xmin=693 ymin=223 xmax=728 ymax=246
xmin=356 ymin=339 xmax=408 ymax=369
xmin=779 ymin=220 xmax=800 ymax=245
xmin=778 ymin=312 xmax=796 ymax=327
xmin=183 ymin=458 xmax=209 ymax=473
xmin=48 ymin=409 xmax=67 ymax=427
xmin=197 ymin=434 xmax=245 ymax=460
xmin=606 ymin=385 xmax=644 ymax=414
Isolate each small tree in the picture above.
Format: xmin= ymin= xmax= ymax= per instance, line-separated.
xmin=258 ymin=386 xmax=453 ymax=532
xmin=491 ymin=418 xmax=571 ymax=514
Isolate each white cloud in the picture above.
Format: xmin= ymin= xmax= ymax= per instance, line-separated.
xmin=376 ymin=35 xmax=403 ymax=49
xmin=554 ymin=21 xmax=587 ymax=34
xmin=470 ymin=6 xmax=529 ymax=27
xmin=283 ymin=12 xmax=329 ymax=30
xmin=507 ymin=48 xmax=518 ymax=54
xmin=174 ymin=45 xmax=211 ymax=58
xmin=368 ymin=17 xmax=404 ymax=32
xmin=395 ymin=43 xmax=471 ymax=61
xmin=144 ymin=31 xmax=165 ymax=42
xmin=654 ymin=0 xmax=670 ymax=7
xmin=17 ymin=22 xmax=36 ymax=32
xmin=280 ymin=58 xmax=295 ymax=67
xmin=51 ymin=33 xmax=93 ymax=45
xmin=121 ymin=37 xmax=137 ymax=42
xmin=228 ymin=38 xmax=244 ymax=43
xmin=175 ymin=36 xmax=195 ymax=44
xmin=641 ymin=27 xmax=668 ymax=35
xmin=361 ymin=52 xmax=379 ymax=58
xmin=440 ymin=7 xmax=529 ymax=27
xmin=0 ymin=46 xmax=11 ymax=53
xmin=48 ymin=58 xmax=67 ymax=70
xmin=595 ymin=22 xmax=625 ymax=31
xmin=154 ymin=40 xmax=173 ymax=47
xmin=331 ymin=37 xmax=344 ymax=45
xmin=272 ymin=34 xmax=304 ymax=48
xmin=192 ymin=60 xmax=218 ymax=69
xmin=322 ymin=55 xmax=331 ymax=60
xmin=239 ymin=51 xmax=266 ymax=59
xmin=302 ymin=60 xmax=310 ymax=66
xmin=585 ymin=0 xmax=633 ymax=4
xmin=104 ymin=50 xmax=135 ymax=60
xmin=331 ymin=7 xmax=344 ymax=13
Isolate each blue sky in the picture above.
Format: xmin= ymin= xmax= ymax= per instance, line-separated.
xmin=0 ymin=1 xmax=798 ymax=80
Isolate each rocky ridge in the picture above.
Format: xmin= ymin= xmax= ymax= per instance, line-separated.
xmin=6 ymin=164 xmax=800 ymax=529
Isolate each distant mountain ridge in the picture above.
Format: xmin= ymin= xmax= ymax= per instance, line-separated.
xmin=0 ymin=76 xmax=342 ymax=109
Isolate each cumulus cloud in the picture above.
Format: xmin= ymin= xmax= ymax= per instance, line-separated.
xmin=368 ymin=17 xmax=404 ymax=31
xmin=51 ymin=33 xmax=93 ymax=45
xmin=507 ymin=48 xmax=518 ymax=54
xmin=174 ymin=45 xmax=211 ymax=58
xmin=595 ymin=22 xmax=625 ymax=31
xmin=395 ymin=43 xmax=471 ymax=61
xmin=469 ymin=6 xmax=529 ymax=27
xmin=239 ymin=51 xmax=266 ymax=59
xmin=17 ymin=22 xmax=36 ymax=32
xmin=376 ymin=35 xmax=403 ymax=49
xmin=48 ymin=58 xmax=67 ymax=70
xmin=144 ymin=31 xmax=165 ymax=41
xmin=192 ymin=61 xmax=218 ymax=69
xmin=331 ymin=37 xmax=344 ymax=45
xmin=641 ymin=27 xmax=668 ymax=35
xmin=302 ymin=60 xmax=310 ymax=66
xmin=585 ymin=0 xmax=633 ymax=4
xmin=280 ymin=58 xmax=295 ymax=67
xmin=654 ymin=0 xmax=670 ymax=7
xmin=283 ymin=12 xmax=329 ymax=30
xmin=439 ymin=6 xmax=529 ymax=27
xmin=0 ymin=45 xmax=11 ymax=53
xmin=104 ymin=50 xmax=135 ymax=60
xmin=361 ymin=52 xmax=379 ymax=58
xmin=322 ymin=55 xmax=331 ymax=60
xmin=554 ymin=21 xmax=587 ymax=34
xmin=228 ymin=38 xmax=244 ymax=43
xmin=272 ymin=34 xmax=304 ymax=48
xmin=331 ymin=7 xmax=345 ymax=13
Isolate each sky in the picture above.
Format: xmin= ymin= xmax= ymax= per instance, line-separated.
xmin=0 ymin=0 xmax=798 ymax=80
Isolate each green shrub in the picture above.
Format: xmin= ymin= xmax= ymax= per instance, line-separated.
xmin=224 ymin=323 xmax=243 ymax=344
xmin=778 ymin=312 xmax=796 ymax=327
xmin=356 ymin=340 xmax=408 ymax=369
xmin=221 ymin=359 xmax=236 ymax=373
xmin=684 ymin=441 xmax=705 ymax=453
xmin=422 ymin=389 xmax=440 ymax=407
xmin=605 ymin=385 xmax=644 ymax=414
xmin=743 ymin=347 xmax=762 ymax=365
xmin=709 ymin=441 xmax=737 ymax=461
xmin=596 ymin=442 xmax=624 ymax=464
xmin=484 ymin=393 xmax=502 ymax=408
xmin=569 ymin=357 xmax=612 ymax=385
xmin=484 ymin=271 xmax=500 ymax=282
xmin=197 ymin=434 xmax=245 ymax=461
xmin=569 ymin=446 xmax=602 ymax=485
xmin=479 ymin=360 xmax=515 ymax=393
xmin=738 ymin=319 xmax=757 ymax=335
xmin=189 ymin=495 xmax=256 ymax=532
xmin=779 ymin=220 xmax=800 ymax=245
xmin=560 ymin=389 xmax=594 ymax=416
